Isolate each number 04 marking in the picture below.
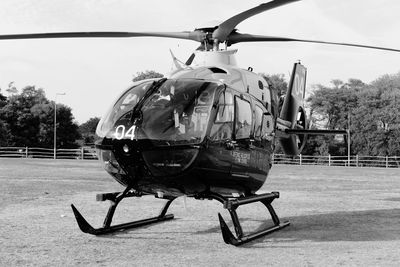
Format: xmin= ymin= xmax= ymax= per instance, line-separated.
xmin=115 ymin=125 xmax=136 ymax=140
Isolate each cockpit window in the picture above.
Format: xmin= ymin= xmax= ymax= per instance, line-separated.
xmin=136 ymin=79 xmax=218 ymax=144
xmin=97 ymin=79 xmax=220 ymax=145
xmin=96 ymin=80 xmax=155 ymax=138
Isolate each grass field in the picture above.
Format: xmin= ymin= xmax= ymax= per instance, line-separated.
xmin=1 ymin=158 xmax=400 ymax=266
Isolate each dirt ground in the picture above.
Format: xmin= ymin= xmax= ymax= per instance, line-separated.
xmin=1 ymin=158 xmax=400 ymax=266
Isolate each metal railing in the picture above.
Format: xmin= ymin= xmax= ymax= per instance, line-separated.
xmin=1 ymin=146 xmax=399 ymax=168
xmin=272 ymin=154 xmax=400 ymax=168
xmin=0 ymin=146 xmax=97 ymax=160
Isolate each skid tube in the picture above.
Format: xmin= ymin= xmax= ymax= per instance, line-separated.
xmin=71 ymin=186 xmax=175 ymax=235
xmin=198 ymin=191 xmax=290 ymax=246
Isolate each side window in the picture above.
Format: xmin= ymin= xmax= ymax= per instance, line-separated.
xmin=210 ymin=91 xmax=234 ymax=141
xmin=262 ymin=113 xmax=274 ymax=137
xmin=215 ymin=91 xmax=234 ymax=123
xmin=254 ymin=105 xmax=263 ymax=140
xmin=235 ymin=97 xmax=252 ymax=139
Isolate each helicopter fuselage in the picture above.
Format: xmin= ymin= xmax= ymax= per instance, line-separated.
xmin=95 ymin=50 xmax=278 ymax=198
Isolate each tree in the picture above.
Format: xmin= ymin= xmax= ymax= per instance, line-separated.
xmin=132 ymin=70 xmax=164 ymax=82
xmin=344 ymin=78 xmax=365 ymax=91
xmin=1 ymin=86 xmax=43 ymax=146
xmin=306 ymin=79 xmax=363 ymax=156
xmin=0 ymin=120 xmax=11 ymax=146
xmin=0 ymin=89 xmax=7 ymax=104
xmin=307 ymin=80 xmax=359 ymax=130
xmin=0 ymin=85 xmax=81 ymax=148
xmin=350 ymin=73 xmax=400 ymax=156
xmin=330 ymin=79 xmax=344 ymax=89
xmin=261 ymin=73 xmax=288 ymax=97
xmin=54 ymin=104 xmax=81 ymax=148
xmin=306 ymin=73 xmax=400 ymax=156
xmin=6 ymin=82 xmax=18 ymax=95
xmin=79 ymin=117 xmax=100 ymax=145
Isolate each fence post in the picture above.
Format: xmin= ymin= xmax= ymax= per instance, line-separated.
xmin=328 ymin=154 xmax=331 ymax=166
xmin=299 ymin=154 xmax=302 ymax=166
xmin=25 ymin=146 xmax=28 ymax=158
xmin=356 ymin=155 xmax=359 ymax=167
xmin=81 ymin=147 xmax=84 ymax=160
xmin=386 ymin=156 xmax=389 ymax=168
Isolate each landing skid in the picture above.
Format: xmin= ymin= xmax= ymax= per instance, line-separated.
xmin=71 ymin=188 xmax=289 ymax=245
xmin=198 ymin=191 xmax=290 ymax=246
xmin=71 ymin=186 xmax=175 ymax=235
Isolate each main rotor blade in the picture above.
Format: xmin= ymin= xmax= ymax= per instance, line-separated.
xmin=0 ymin=31 xmax=206 ymax=42
xmin=213 ymin=0 xmax=300 ymax=42
xmin=227 ymin=33 xmax=400 ymax=53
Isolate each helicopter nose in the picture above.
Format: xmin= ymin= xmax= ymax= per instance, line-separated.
xmin=95 ymin=146 xmax=133 ymax=186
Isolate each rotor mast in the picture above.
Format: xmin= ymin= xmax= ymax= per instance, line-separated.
xmin=213 ymin=39 xmax=220 ymax=51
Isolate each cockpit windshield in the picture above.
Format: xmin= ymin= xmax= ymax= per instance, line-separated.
xmin=136 ymin=79 xmax=218 ymax=144
xmin=96 ymin=80 xmax=155 ymax=138
xmin=97 ymin=79 xmax=220 ymax=146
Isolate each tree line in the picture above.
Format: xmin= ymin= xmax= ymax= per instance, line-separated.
xmin=1 ymin=70 xmax=400 ymax=156
xmin=263 ymin=73 xmax=400 ymax=156
xmin=0 ymin=85 xmax=80 ymax=148
xmin=304 ymin=74 xmax=400 ymax=156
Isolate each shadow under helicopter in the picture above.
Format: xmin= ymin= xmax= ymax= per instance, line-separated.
xmin=229 ymin=208 xmax=400 ymax=247
xmin=92 ymin=207 xmax=400 ymax=246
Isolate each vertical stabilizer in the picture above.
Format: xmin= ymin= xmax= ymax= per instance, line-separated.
xmin=276 ymin=62 xmax=307 ymax=155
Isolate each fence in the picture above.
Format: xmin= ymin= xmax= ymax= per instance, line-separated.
xmin=1 ymin=146 xmax=400 ymax=168
xmin=273 ymin=154 xmax=400 ymax=168
xmin=0 ymin=146 xmax=97 ymax=160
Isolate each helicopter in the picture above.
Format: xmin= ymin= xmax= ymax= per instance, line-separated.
xmin=2 ymin=0 xmax=400 ymax=246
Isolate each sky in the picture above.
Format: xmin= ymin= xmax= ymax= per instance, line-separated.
xmin=0 ymin=0 xmax=399 ymax=123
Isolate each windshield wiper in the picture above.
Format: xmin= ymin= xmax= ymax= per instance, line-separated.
xmin=131 ymin=78 xmax=167 ymax=124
